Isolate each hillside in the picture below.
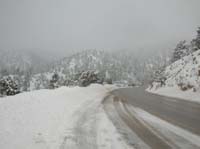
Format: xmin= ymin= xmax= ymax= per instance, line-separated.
xmin=30 ymin=49 xmax=169 ymax=90
xmin=164 ymin=50 xmax=200 ymax=90
xmin=148 ymin=49 xmax=200 ymax=102
xmin=52 ymin=50 xmax=138 ymax=82
xmin=29 ymin=50 xmax=137 ymax=90
xmin=0 ymin=49 xmax=169 ymax=94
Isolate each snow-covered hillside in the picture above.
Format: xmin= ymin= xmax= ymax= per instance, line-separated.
xmin=0 ymin=49 xmax=170 ymax=95
xmin=50 ymin=49 xmax=139 ymax=83
xmin=148 ymin=49 xmax=200 ymax=102
xmin=0 ymin=84 xmax=132 ymax=149
xmin=164 ymin=50 xmax=200 ymax=90
xmin=29 ymin=49 xmax=140 ymax=90
xmin=29 ymin=49 xmax=169 ymax=90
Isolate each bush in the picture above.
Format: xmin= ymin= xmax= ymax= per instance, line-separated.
xmin=105 ymin=78 xmax=113 ymax=84
xmin=178 ymin=83 xmax=193 ymax=91
xmin=0 ymin=76 xmax=20 ymax=96
xmin=78 ymin=70 xmax=102 ymax=87
xmin=171 ymin=40 xmax=188 ymax=63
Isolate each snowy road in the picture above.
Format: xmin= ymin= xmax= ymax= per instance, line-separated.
xmin=103 ymin=87 xmax=200 ymax=149
xmin=1 ymin=85 xmax=200 ymax=149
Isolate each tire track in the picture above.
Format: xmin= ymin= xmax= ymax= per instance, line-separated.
xmin=103 ymin=95 xmax=150 ymax=149
xmin=60 ymin=100 xmax=100 ymax=149
xmin=103 ymin=94 xmax=176 ymax=149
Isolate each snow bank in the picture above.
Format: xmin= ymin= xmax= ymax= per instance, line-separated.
xmin=0 ymin=84 xmax=124 ymax=149
xmin=147 ymin=86 xmax=200 ymax=103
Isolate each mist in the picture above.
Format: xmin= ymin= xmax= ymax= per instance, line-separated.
xmin=0 ymin=0 xmax=200 ymax=58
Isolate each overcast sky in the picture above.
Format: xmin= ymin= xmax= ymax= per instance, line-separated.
xmin=0 ymin=0 xmax=200 ymax=56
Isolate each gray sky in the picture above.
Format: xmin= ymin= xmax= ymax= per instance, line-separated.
xmin=0 ymin=0 xmax=200 ymax=56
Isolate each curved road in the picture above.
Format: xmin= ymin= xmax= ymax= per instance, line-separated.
xmin=103 ymin=87 xmax=200 ymax=149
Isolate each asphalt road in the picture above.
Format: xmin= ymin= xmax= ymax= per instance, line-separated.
xmin=103 ymin=87 xmax=200 ymax=149
xmin=111 ymin=87 xmax=200 ymax=136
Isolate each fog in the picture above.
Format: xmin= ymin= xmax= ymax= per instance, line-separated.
xmin=0 ymin=0 xmax=200 ymax=57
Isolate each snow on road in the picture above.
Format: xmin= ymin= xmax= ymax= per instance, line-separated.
xmin=0 ymin=84 xmax=131 ymax=149
xmin=103 ymin=95 xmax=151 ymax=149
xmin=127 ymin=105 xmax=200 ymax=149
xmin=103 ymin=92 xmax=200 ymax=149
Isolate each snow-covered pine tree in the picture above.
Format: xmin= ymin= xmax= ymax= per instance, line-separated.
xmin=150 ymin=65 xmax=167 ymax=88
xmin=196 ymin=27 xmax=200 ymax=49
xmin=0 ymin=76 xmax=20 ymax=96
xmin=78 ymin=70 xmax=101 ymax=87
xmin=171 ymin=40 xmax=188 ymax=63
xmin=49 ymin=73 xmax=59 ymax=89
xmin=191 ymin=27 xmax=200 ymax=52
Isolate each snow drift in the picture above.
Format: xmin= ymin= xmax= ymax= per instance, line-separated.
xmin=0 ymin=84 xmax=131 ymax=149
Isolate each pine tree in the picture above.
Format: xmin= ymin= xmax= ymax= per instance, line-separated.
xmin=49 ymin=73 xmax=59 ymax=89
xmin=0 ymin=76 xmax=20 ymax=96
xmin=152 ymin=67 xmax=167 ymax=87
xmin=78 ymin=70 xmax=101 ymax=87
xmin=171 ymin=40 xmax=188 ymax=63
xmin=197 ymin=27 xmax=200 ymax=49
xmin=191 ymin=27 xmax=200 ymax=51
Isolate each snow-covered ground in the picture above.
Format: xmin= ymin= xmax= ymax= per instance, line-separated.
xmin=147 ymin=86 xmax=200 ymax=103
xmin=0 ymin=84 xmax=131 ymax=149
